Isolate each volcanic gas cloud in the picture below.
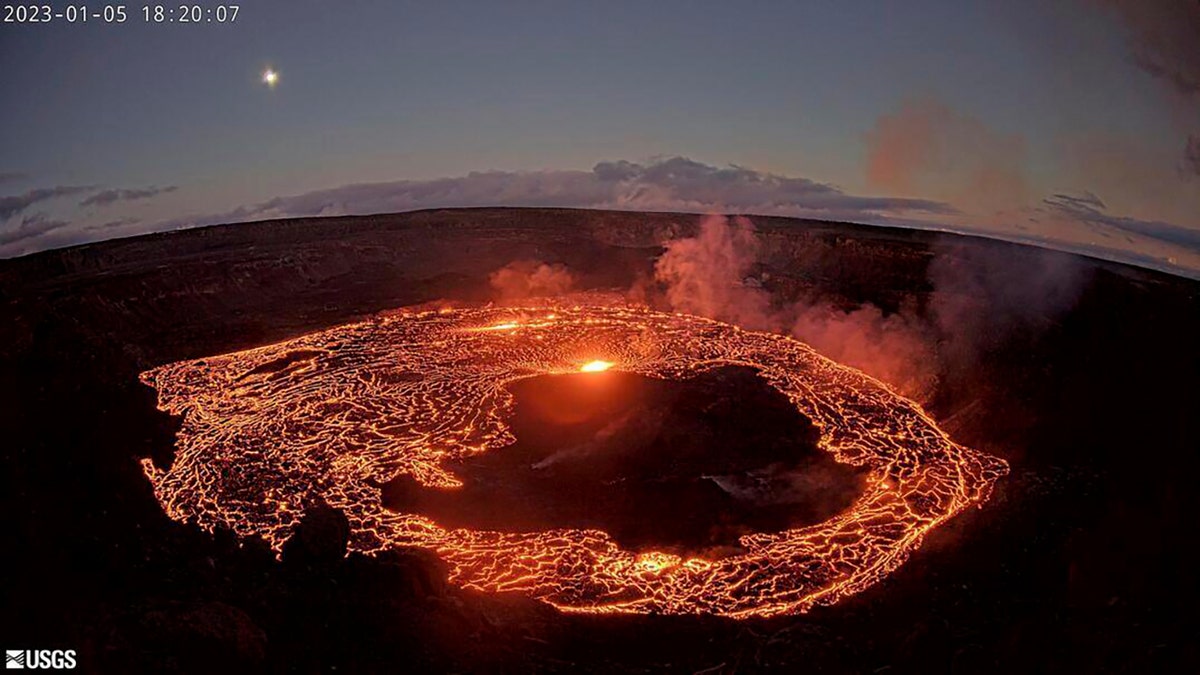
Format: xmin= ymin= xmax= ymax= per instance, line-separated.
xmin=140 ymin=301 xmax=1007 ymax=618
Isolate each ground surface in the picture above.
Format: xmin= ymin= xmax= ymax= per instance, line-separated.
xmin=1 ymin=208 xmax=1198 ymax=672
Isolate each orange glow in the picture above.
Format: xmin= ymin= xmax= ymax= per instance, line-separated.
xmin=139 ymin=301 xmax=1007 ymax=618
xmin=579 ymin=359 xmax=614 ymax=372
xmin=477 ymin=321 xmax=520 ymax=331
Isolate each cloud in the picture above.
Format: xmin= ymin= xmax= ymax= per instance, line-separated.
xmin=1184 ymin=135 xmax=1200 ymax=177
xmin=1044 ymin=191 xmax=1200 ymax=249
xmin=95 ymin=216 xmax=142 ymax=230
xmin=0 ymin=158 xmax=950 ymax=259
xmin=0 ymin=172 xmax=27 ymax=184
xmin=865 ymin=97 xmax=1031 ymax=213
xmin=0 ymin=213 xmax=72 ymax=247
xmin=0 ymin=185 xmax=93 ymax=220
xmin=3 ymin=156 xmax=1196 ymax=278
xmin=1045 ymin=190 xmax=1105 ymax=212
xmin=80 ymin=185 xmax=178 ymax=207
xmin=0 ymin=214 xmax=146 ymax=256
xmin=181 ymin=156 xmax=955 ymax=230
xmin=595 ymin=157 xmax=958 ymax=216
xmin=1096 ymin=1 xmax=1200 ymax=180
xmin=1056 ymin=131 xmax=1200 ymax=227
xmin=1100 ymin=0 xmax=1200 ymax=97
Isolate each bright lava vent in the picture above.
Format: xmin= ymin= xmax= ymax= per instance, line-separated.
xmin=579 ymin=359 xmax=615 ymax=372
xmin=139 ymin=302 xmax=1007 ymax=618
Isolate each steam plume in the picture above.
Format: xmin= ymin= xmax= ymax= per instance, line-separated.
xmin=489 ymin=260 xmax=577 ymax=300
xmin=650 ymin=214 xmax=1088 ymax=402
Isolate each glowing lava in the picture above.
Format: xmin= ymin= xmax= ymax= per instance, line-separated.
xmin=139 ymin=301 xmax=1007 ymax=618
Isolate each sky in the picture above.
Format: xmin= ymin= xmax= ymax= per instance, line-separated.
xmin=2 ymin=0 xmax=1198 ymax=276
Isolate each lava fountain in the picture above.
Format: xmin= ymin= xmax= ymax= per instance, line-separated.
xmin=139 ymin=301 xmax=1008 ymax=618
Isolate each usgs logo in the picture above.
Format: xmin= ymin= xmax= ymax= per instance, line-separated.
xmin=5 ymin=650 xmax=76 ymax=670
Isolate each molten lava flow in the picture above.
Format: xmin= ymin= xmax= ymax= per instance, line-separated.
xmin=139 ymin=301 xmax=1007 ymax=618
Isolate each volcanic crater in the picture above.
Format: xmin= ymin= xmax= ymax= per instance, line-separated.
xmin=7 ymin=209 xmax=1198 ymax=670
xmin=136 ymin=302 xmax=1007 ymax=617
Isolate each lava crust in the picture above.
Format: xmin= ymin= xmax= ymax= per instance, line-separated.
xmin=140 ymin=301 xmax=1008 ymax=618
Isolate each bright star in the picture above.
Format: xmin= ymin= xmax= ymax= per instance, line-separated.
xmin=262 ymin=68 xmax=279 ymax=88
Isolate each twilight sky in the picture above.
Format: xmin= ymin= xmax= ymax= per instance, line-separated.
xmin=2 ymin=0 xmax=1198 ymax=275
